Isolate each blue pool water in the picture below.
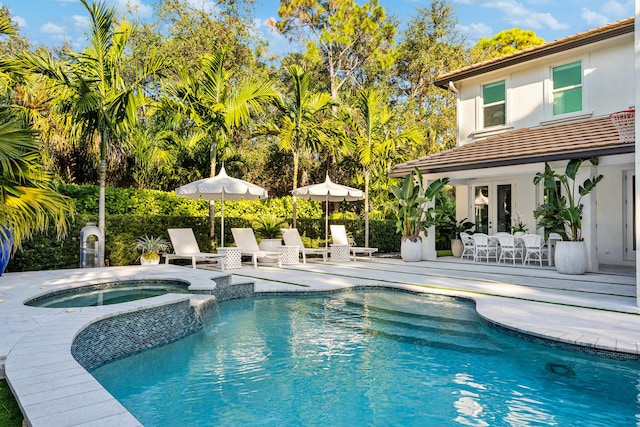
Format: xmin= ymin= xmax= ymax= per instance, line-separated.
xmin=92 ymin=290 xmax=640 ymax=426
xmin=26 ymin=279 xmax=189 ymax=308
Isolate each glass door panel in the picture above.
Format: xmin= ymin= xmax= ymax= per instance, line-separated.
xmin=496 ymin=184 xmax=512 ymax=232
xmin=474 ymin=186 xmax=489 ymax=234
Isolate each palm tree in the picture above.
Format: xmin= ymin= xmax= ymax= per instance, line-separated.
xmin=343 ymin=88 xmax=422 ymax=246
xmin=158 ymin=51 xmax=278 ymax=238
xmin=23 ymin=0 xmax=165 ymax=265
xmin=0 ymin=13 xmax=74 ymax=255
xmin=259 ymin=65 xmax=335 ymax=227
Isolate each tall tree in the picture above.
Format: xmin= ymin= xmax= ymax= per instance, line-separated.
xmin=342 ymin=88 xmax=422 ymax=246
xmin=394 ymin=0 xmax=468 ymax=153
xmin=257 ymin=64 xmax=335 ymax=227
xmin=23 ymin=0 xmax=165 ymax=265
xmin=158 ymin=51 xmax=278 ymax=239
xmin=276 ymin=0 xmax=396 ymax=101
xmin=471 ymin=28 xmax=544 ymax=62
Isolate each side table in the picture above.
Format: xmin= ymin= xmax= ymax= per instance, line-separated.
xmin=217 ymin=247 xmax=242 ymax=269
xmin=330 ymin=244 xmax=351 ymax=262
xmin=278 ymin=245 xmax=300 ymax=265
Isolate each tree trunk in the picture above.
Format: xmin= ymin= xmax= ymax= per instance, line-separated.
xmin=98 ymin=130 xmax=107 ymax=267
xmin=292 ymin=152 xmax=299 ymax=228
xmin=364 ymin=169 xmax=370 ymax=247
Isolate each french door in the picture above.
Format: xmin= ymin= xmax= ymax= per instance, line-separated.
xmin=472 ymin=183 xmax=513 ymax=234
xmin=624 ymin=171 xmax=636 ymax=261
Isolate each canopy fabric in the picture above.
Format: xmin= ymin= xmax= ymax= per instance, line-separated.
xmin=292 ymin=175 xmax=364 ymax=248
xmin=175 ymin=165 xmax=268 ymax=247
xmin=293 ymin=175 xmax=364 ymax=202
xmin=175 ymin=165 xmax=268 ymax=201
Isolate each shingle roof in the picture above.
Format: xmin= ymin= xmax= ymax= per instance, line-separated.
xmin=433 ymin=17 xmax=634 ymax=89
xmin=390 ymin=116 xmax=634 ymax=177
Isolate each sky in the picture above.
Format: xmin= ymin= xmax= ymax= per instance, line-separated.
xmin=0 ymin=0 xmax=635 ymax=58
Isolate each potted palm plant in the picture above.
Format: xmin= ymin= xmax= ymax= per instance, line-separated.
xmin=135 ymin=235 xmax=170 ymax=265
xmin=253 ymin=214 xmax=288 ymax=263
xmin=533 ymin=158 xmax=603 ymax=274
xmin=390 ymin=168 xmax=449 ymax=261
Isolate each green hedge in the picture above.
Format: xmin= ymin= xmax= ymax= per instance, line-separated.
xmin=8 ymin=215 xmax=399 ymax=272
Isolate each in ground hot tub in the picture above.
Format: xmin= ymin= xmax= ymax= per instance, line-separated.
xmin=25 ymin=279 xmax=190 ymax=308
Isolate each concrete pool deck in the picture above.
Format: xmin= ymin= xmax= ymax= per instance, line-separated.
xmin=0 ymin=258 xmax=638 ymax=426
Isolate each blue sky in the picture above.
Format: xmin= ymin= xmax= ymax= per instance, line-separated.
xmin=1 ymin=0 xmax=635 ymax=57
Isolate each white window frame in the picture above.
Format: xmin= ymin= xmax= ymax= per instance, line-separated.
xmin=481 ymin=80 xmax=507 ymax=129
xmin=547 ymin=59 xmax=584 ymax=118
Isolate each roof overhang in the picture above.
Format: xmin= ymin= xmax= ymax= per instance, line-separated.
xmin=433 ymin=17 xmax=634 ymax=90
xmin=390 ymin=116 xmax=633 ymax=178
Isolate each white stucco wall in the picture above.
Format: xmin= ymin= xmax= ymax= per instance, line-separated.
xmin=455 ymin=34 xmax=635 ymax=145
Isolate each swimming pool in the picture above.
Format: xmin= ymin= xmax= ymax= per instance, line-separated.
xmin=25 ymin=279 xmax=190 ymax=308
xmin=92 ymin=290 xmax=640 ymax=426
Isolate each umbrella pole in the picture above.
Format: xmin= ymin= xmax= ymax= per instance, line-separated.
xmin=221 ymin=193 xmax=225 ymax=248
xmin=325 ymin=195 xmax=329 ymax=249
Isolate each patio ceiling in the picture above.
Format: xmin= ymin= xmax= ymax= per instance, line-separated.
xmin=390 ymin=116 xmax=634 ymax=178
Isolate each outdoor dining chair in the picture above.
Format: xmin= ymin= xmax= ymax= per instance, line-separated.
xmin=472 ymin=233 xmax=498 ymax=263
xmin=522 ymin=234 xmax=549 ymax=266
xmin=459 ymin=232 xmax=475 ymax=260
xmin=497 ymin=234 xmax=523 ymax=264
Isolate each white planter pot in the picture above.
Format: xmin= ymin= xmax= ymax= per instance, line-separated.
xmin=451 ymin=239 xmax=463 ymax=257
xmin=554 ymin=241 xmax=587 ymax=275
xmin=258 ymin=238 xmax=282 ymax=263
xmin=401 ymin=237 xmax=423 ymax=262
xmin=140 ymin=254 xmax=160 ymax=265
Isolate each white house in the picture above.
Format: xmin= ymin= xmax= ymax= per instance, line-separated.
xmin=391 ymin=18 xmax=636 ymax=277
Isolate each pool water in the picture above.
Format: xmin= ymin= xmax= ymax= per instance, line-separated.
xmin=92 ymin=290 xmax=640 ymax=426
xmin=26 ymin=279 xmax=189 ymax=308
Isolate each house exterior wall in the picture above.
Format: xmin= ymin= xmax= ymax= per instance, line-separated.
xmin=434 ymin=28 xmax=637 ymax=269
xmin=454 ymin=34 xmax=635 ymax=146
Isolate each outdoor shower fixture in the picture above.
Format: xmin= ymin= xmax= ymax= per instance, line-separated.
xmin=80 ymin=222 xmax=103 ymax=268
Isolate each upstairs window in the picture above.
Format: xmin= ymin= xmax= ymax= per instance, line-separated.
xmin=552 ymin=61 xmax=582 ymax=115
xmin=483 ymin=80 xmax=505 ymax=127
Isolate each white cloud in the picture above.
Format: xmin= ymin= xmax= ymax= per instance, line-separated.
xmin=40 ymin=22 xmax=66 ymax=35
xmin=483 ymin=1 xmax=569 ymax=31
xmin=458 ymin=22 xmax=493 ymax=43
xmin=581 ymin=9 xmax=609 ymax=27
xmin=116 ymin=0 xmax=153 ymax=18
xmin=13 ymin=16 xmax=26 ymax=29
xmin=581 ymin=1 xmax=633 ymax=26
xmin=70 ymin=15 xmax=90 ymax=31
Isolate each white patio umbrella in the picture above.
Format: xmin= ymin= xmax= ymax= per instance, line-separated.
xmin=175 ymin=165 xmax=268 ymax=247
xmin=292 ymin=175 xmax=364 ymax=248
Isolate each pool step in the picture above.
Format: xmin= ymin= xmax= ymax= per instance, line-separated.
xmin=302 ymin=298 xmax=501 ymax=355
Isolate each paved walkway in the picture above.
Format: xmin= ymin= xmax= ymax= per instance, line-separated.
xmin=0 ymin=258 xmax=638 ymax=426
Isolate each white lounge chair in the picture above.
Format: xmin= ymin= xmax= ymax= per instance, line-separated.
xmin=165 ymin=228 xmax=226 ymax=270
xmin=329 ymin=225 xmax=378 ymax=261
xmin=231 ymin=228 xmax=283 ymax=268
xmin=281 ymin=228 xmax=327 ymax=263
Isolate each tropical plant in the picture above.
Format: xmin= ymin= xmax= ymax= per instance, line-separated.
xmin=158 ymin=51 xmax=278 ymax=236
xmin=390 ymin=167 xmax=448 ymax=241
xmin=0 ymin=12 xmax=74 ymax=252
xmin=257 ymin=64 xmax=335 ymax=227
xmin=22 ymin=0 xmax=165 ymax=265
xmin=342 ymin=88 xmax=423 ymax=247
xmin=533 ymin=158 xmax=603 ymax=241
xmin=134 ymin=235 xmax=170 ymax=261
xmin=253 ymin=214 xmax=288 ymax=239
